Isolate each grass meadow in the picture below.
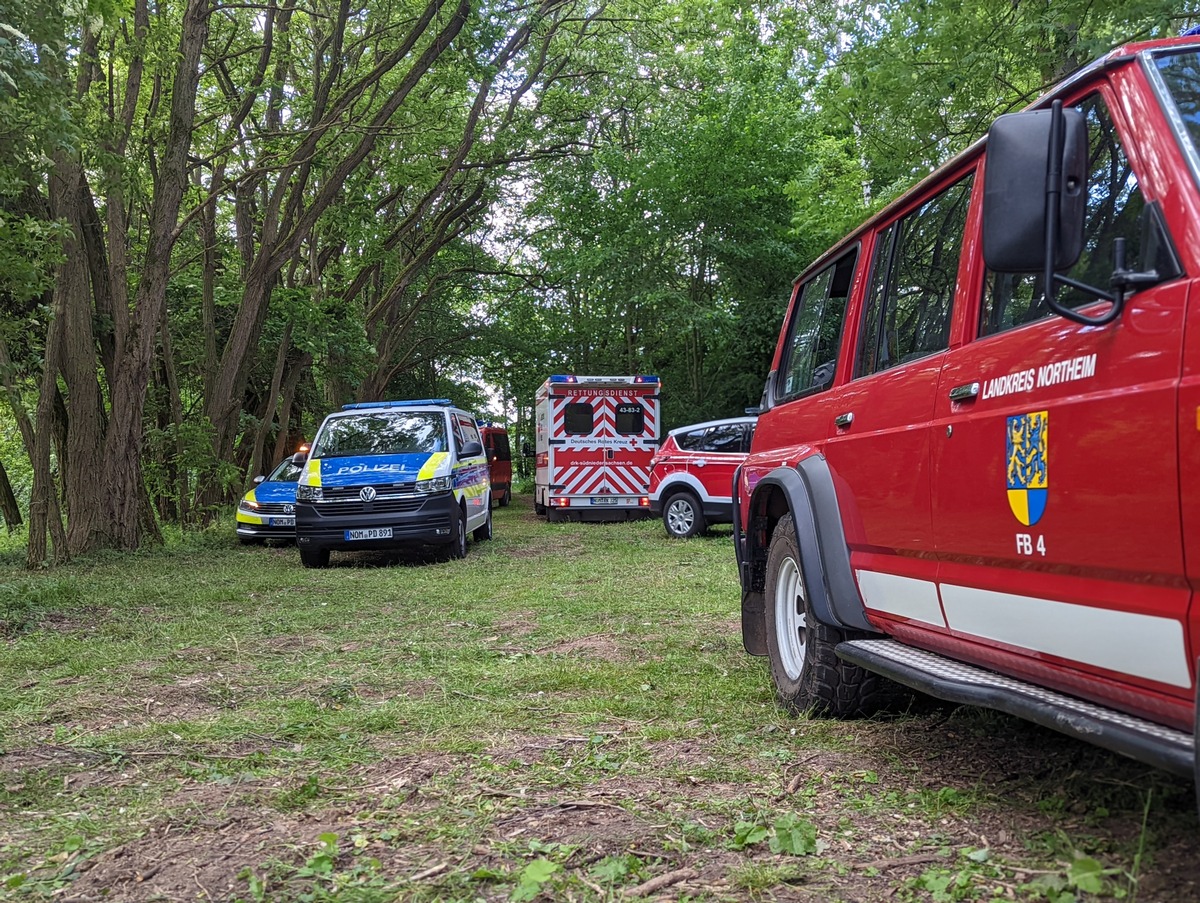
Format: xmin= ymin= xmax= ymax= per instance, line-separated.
xmin=1 ymin=498 xmax=1197 ymax=902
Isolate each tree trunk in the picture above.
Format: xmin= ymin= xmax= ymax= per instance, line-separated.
xmin=0 ymin=462 xmax=21 ymax=531
xmin=50 ymin=150 xmax=108 ymax=556
xmin=159 ymin=314 xmax=191 ymax=524
xmin=97 ymin=0 xmax=210 ymax=549
xmin=271 ymin=351 xmax=311 ymax=464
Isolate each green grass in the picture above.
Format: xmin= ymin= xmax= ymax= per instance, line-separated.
xmin=0 ymin=501 xmax=1196 ymax=901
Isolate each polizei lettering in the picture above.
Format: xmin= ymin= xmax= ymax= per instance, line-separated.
xmin=981 ymin=353 xmax=1096 ymax=400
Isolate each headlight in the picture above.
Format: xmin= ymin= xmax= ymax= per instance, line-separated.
xmin=296 ymin=485 xmax=322 ymax=501
xmin=416 ymin=476 xmax=452 ymax=493
xmin=238 ymin=499 xmax=259 ymax=512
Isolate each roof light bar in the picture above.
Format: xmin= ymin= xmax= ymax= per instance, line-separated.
xmin=341 ymin=398 xmax=453 ymax=411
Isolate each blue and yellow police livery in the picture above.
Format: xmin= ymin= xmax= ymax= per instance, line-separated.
xmin=236 ymin=457 xmax=303 ymax=544
xmin=294 ymin=400 xmax=492 ymax=568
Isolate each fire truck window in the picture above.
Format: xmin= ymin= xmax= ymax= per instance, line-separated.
xmin=702 ymin=424 xmax=744 ymax=453
xmin=981 ymin=93 xmax=1146 ymax=337
xmin=493 ymin=432 xmax=511 ymax=460
xmin=615 ymin=403 xmax=645 ymax=435
xmin=778 ymin=248 xmax=858 ymax=401
xmin=564 ymin=403 xmax=594 ymax=434
xmin=857 ymin=171 xmax=973 ymax=377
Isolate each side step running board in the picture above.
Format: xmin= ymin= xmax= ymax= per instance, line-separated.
xmin=836 ymin=639 xmax=1195 ymax=778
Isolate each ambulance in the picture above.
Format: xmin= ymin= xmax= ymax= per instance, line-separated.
xmin=294 ymin=399 xmax=491 ymax=567
xmin=533 ymin=375 xmax=660 ymax=521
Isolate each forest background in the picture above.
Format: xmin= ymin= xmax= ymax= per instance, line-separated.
xmin=0 ymin=0 xmax=1193 ymax=566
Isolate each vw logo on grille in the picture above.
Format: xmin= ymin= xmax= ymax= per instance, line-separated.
xmin=359 ymin=486 xmax=377 ymax=502
xmin=283 ymin=504 xmax=295 ymax=514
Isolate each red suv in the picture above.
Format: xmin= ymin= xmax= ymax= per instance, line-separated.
xmin=649 ymin=417 xmax=756 ymax=538
xmin=735 ymin=36 xmax=1200 ymax=786
xmin=479 ymin=424 xmax=513 ymax=507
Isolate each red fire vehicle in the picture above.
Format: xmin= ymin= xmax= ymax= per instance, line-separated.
xmin=649 ymin=416 xmax=757 ymax=538
xmin=534 ymin=375 xmax=660 ymax=521
xmin=736 ymin=35 xmax=1200 ymax=784
xmin=479 ymin=423 xmax=513 ymax=507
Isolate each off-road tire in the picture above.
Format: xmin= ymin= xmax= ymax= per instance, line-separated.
xmin=500 ymin=487 xmax=511 ymax=508
xmin=299 ymin=547 xmax=330 ymax=569
xmin=474 ymin=503 xmax=493 ymax=541
xmin=764 ymin=513 xmax=894 ymax=717
xmin=663 ymin=490 xmax=706 ymax=539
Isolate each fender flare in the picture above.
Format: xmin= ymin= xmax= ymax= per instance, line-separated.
xmin=651 ymin=472 xmax=714 ymax=505
xmin=737 ymin=455 xmax=874 ymax=655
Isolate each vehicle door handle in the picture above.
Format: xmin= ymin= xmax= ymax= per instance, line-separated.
xmin=694 ymin=459 xmax=707 ymax=467
xmin=949 ymin=382 xmax=980 ymax=402
xmin=834 ymin=412 xmax=854 ymax=429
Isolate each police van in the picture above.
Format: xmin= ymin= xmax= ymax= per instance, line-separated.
xmin=294 ymin=399 xmax=491 ymax=567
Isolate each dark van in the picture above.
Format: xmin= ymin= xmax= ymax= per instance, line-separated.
xmin=480 ymin=423 xmax=513 ymax=507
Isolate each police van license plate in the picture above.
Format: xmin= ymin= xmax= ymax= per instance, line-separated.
xmin=590 ymin=497 xmax=618 ymax=506
xmin=345 ymin=527 xmax=392 ymax=541
xmin=270 ymin=516 xmax=295 ymax=527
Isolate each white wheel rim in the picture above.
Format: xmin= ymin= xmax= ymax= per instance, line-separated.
xmin=666 ymin=499 xmax=694 ymax=535
xmin=773 ymin=555 xmax=807 ymax=680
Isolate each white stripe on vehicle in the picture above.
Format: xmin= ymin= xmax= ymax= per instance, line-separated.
xmin=939 ymin=583 xmax=1191 ymax=689
xmin=854 ymin=570 xmax=947 ymax=628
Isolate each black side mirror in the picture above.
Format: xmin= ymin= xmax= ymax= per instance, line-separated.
xmin=290 ymin=452 xmax=307 ymax=466
xmin=983 ymin=105 xmax=1088 ymax=273
xmin=460 ymin=440 xmax=484 ymax=458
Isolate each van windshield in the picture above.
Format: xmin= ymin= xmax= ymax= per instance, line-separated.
xmin=312 ymin=412 xmax=447 ymax=459
xmin=1153 ymin=50 xmax=1200 ymax=172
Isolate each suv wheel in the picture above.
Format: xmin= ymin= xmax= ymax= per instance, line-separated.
xmin=500 ymin=487 xmax=511 ymax=508
xmin=764 ymin=513 xmax=883 ymax=717
xmin=300 ymin=548 xmax=330 ymax=569
xmin=474 ymin=503 xmax=493 ymax=541
xmin=663 ymin=490 xmax=706 ymax=539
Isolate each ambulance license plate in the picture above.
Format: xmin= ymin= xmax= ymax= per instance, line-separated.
xmin=345 ymin=527 xmax=392 ymax=541
xmin=270 ymin=517 xmax=295 ymax=527
xmin=590 ymin=497 xmax=618 ymax=506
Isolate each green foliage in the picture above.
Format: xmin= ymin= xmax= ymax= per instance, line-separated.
xmin=510 ymin=858 xmax=559 ymax=902
xmin=768 ymin=813 xmax=819 ymax=855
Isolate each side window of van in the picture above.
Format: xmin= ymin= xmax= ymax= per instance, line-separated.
xmin=856 ymin=173 xmax=974 ymax=377
xmin=456 ymin=415 xmax=482 ymax=451
xmin=778 ymin=249 xmax=858 ymax=400
xmin=981 ymin=93 xmax=1146 ymax=336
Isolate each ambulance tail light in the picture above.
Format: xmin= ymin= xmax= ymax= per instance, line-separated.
xmin=550 ymin=496 xmax=570 ymax=507
xmin=638 ymin=496 xmax=650 ymax=508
